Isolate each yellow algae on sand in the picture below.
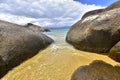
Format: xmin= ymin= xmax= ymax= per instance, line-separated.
xmin=1 ymin=45 xmax=119 ymax=80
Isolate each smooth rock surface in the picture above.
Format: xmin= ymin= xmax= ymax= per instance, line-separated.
xmin=0 ymin=20 xmax=53 ymax=78
xmin=71 ymin=60 xmax=120 ymax=80
xmin=66 ymin=1 xmax=120 ymax=53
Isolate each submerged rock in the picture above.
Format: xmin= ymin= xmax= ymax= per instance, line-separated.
xmin=66 ymin=1 xmax=120 ymax=53
xmin=71 ymin=60 xmax=120 ymax=80
xmin=0 ymin=20 xmax=53 ymax=78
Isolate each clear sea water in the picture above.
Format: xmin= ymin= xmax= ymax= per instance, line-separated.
xmin=45 ymin=28 xmax=69 ymax=44
xmin=44 ymin=27 xmax=74 ymax=51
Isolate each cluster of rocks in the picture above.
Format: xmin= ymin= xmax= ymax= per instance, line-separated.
xmin=0 ymin=20 xmax=53 ymax=78
xmin=66 ymin=1 xmax=120 ymax=80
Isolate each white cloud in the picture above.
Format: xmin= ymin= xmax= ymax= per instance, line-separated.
xmin=0 ymin=0 xmax=104 ymax=28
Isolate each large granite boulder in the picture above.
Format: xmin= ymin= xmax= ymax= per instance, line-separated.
xmin=66 ymin=1 xmax=120 ymax=53
xmin=71 ymin=60 xmax=120 ymax=80
xmin=0 ymin=20 xmax=53 ymax=78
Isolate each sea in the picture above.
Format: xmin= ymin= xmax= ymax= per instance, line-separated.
xmin=1 ymin=28 xmax=118 ymax=80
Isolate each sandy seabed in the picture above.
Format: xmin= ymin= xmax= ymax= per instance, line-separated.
xmin=1 ymin=43 xmax=119 ymax=80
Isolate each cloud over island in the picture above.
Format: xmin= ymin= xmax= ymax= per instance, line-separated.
xmin=0 ymin=0 xmax=103 ymax=28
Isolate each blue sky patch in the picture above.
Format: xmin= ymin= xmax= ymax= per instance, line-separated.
xmin=74 ymin=0 xmax=117 ymax=6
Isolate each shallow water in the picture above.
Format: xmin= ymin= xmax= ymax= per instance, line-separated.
xmin=1 ymin=28 xmax=119 ymax=80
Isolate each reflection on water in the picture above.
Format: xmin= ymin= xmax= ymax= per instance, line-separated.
xmin=1 ymin=28 xmax=119 ymax=80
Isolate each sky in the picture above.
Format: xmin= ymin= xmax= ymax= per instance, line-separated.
xmin=74 ymin=0 xmax=117 ymax=6
xmin=0 ymin=0 xmax=117 ymax=28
